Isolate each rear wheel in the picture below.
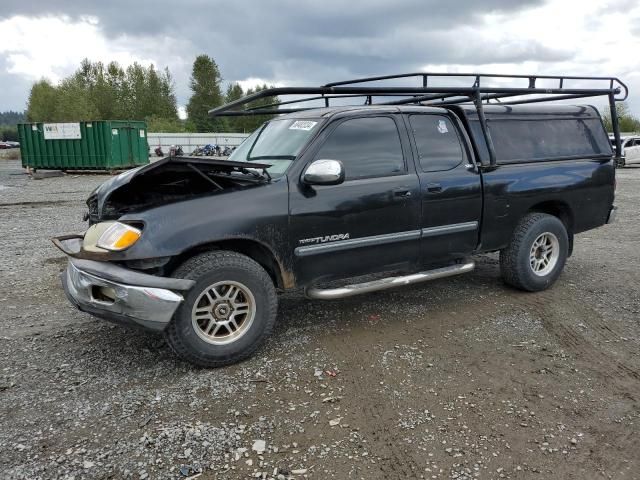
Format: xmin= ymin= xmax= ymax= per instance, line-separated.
xmin=165 ymin=251 xmax=277 ymax=367
xmin=500 ymin=213 xmax=568 ymax=292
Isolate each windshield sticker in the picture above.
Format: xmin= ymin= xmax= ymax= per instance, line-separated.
xmin=437 ymin=120 xmax=449 ymax=134
xmin=289 ymin=120 xmax=317 ymax=131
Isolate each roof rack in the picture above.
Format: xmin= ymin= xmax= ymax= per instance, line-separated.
xmin=209 ymin=72 xmax=628 ymax=166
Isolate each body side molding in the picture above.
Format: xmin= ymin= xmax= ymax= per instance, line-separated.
xmin=295 ymin=221 xmax=479 ymax=257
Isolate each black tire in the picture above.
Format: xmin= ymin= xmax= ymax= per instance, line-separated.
xmin=500 ymin=213 xmax=568 ymax=292
xmin=165 ymin=251 xmax=277 ymax=367
xmin=616 ymin=157 xmax=626 ymax=168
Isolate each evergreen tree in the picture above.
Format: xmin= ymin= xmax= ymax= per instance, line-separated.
xmin=0 ymin=111 xmax=24 ymax=141
xmin=224 ymin=82 xmax=245 ymax=133
xmin=238 ymin=84 xmax=280 ymax=133
xmin=186 ymin=55 xmax=226 ymax=132
xmin=0 ymin=111 xmax=26 ymax=125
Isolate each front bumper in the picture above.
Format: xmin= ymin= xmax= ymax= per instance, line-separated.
xmin=62 ymin=258 xmax=194 ymax=331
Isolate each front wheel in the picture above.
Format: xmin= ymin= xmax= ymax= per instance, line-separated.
xmin=165 ymin=251 xmax=278 ymax=367
xmin=500 ymin=213 xmax=569 ymax=292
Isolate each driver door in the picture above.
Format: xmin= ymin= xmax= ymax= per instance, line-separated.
xmin=289 ymin=115 xmax=421 ymax=286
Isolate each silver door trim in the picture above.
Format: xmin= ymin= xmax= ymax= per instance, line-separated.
xmin=295 ymin=230 xmax=421 ymax=257
xmin=421 ymin=221 xmax=478 ymax=238
xmin=295 ymin=222 xmax=479 ymax=257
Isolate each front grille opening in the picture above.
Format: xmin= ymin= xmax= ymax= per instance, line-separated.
xmin=91 ymin=286 xmax=116 ymax=304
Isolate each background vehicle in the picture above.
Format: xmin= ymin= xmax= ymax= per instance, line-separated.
xmin=222 ymin=146 xmax=234 ymax=156
xmin=191 ymin=144 xmax=217 ymax=156
xmin=169 ymin=145 xmax=184 ymax=157
xmin=610 ymin=135 xmax=640 ymax=167
xmin=154 ymin=146 xmax=164 ymax=157
xmin=54 ymin=72 xmax=625 ymax=367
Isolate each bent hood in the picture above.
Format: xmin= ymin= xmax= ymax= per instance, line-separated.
xmin=88 ymin=156 xmax=272 ymax=222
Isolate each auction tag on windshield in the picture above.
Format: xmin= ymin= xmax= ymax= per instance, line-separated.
xmin=289 ymin=120 xmax=317 ymax=131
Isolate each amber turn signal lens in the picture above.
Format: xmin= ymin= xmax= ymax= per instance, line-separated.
xmin=96 ymin=222 xmax=142 ymax=251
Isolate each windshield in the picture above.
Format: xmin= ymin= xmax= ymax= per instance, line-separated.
xmin=229 ymin=118 xmax=320 ymax=176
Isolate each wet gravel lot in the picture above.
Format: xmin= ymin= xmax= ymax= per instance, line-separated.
xmin=1 ymin=158 xmax=639 ymax=480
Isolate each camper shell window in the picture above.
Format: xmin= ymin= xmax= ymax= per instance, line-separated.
xmin=457 ymin=105 xmax=613 ymax=165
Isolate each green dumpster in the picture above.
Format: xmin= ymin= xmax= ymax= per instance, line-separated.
xmin=18 ymin=120 xmax=149 ymax=170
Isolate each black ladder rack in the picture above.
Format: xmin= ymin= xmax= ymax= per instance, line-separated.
xmin=208 ymin=72 xmax=628 ymax=165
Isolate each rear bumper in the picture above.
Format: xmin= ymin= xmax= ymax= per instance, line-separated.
xmin=62 ymin=258 xmax=194 ymax=332
xmin=606 ymin=205 xmax=617 ymax=224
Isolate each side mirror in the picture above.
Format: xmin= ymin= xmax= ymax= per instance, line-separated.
xmin=302 ymin=159 xmax=345 ymax=186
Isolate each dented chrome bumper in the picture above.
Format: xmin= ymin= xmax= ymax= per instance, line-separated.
xmin=61 ymin=258 xmax=194 ymax=331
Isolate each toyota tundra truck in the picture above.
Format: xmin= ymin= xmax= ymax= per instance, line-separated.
xmin=53 ymin=73 xmax=625 ymax=367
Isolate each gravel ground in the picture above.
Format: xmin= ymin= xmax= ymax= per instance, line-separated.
xmin=1 ymin=159 xmax=639 ymax=480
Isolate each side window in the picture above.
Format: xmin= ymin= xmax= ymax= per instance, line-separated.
xmin=409 ymin=115 xmax=464 ymax=172
xmin=485 ymin=118 xmax=612 ymax=163
xmin=314 ymin=116 xmax=405 ymax=180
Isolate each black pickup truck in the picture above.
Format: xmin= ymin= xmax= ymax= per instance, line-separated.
xmin=54 ymin=73 xmax=625 ymax=367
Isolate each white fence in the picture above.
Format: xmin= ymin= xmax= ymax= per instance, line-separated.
xmin=148 ymin=132 xmax=250 ymax=153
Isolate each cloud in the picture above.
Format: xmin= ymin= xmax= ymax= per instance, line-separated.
xmin=0 ymin=0 xmax=638 ymax=116
xmin=0 ymin=57 xmax=33 ymax=112
xmin=0 ymin=16 xmax=155 ymax=82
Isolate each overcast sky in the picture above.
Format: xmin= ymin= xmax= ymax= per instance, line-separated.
xmin=1 ymin=0 xmax=639 ymax=117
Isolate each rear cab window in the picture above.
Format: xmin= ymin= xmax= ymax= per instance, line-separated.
xmin=314 ymin=116 xmax=405 ymax=180
xmin=409 ymin=115 xmax=465 ymax=172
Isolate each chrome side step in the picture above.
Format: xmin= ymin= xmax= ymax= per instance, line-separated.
xmin=305 ymin=261 xmax=475 ymax=300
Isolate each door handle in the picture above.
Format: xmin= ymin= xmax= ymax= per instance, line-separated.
xmin=392 ymin=188 xmax=412 ymax=198
xmin=426 ymin=183 xmax=442 ymax=193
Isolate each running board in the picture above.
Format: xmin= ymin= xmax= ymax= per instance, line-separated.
xmin=305 ymin=261 xmax=475 ymax=300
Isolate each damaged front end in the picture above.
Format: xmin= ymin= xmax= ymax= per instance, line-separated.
xmin=54 ymin=156 xmax=273 ymax=331
xmin=86 ymin=156 xmax=272 ymax=223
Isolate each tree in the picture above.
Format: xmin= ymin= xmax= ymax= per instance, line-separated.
xmin=0 ymin=110 xmax=26 ymax=142
xmin=224 ymin=82 xmax=245 ymax=133
xmin=54 ymin=75 xmax=99 ymax=121
xmin=0 ymin=111 xmax=26 ymax=125
xmin=146 ymin=115 xmax=195 ymax=133
xmin=26 ymin=80 xmax=58 ymax=121
xmin=186 ymin=55 xmax=226 ymax=132
xmin=237 ymin=84 xmax=279 ymax=133
xmin=25 ymin=59 xmax=179 ymax=123
xmin=156 ymin=68 xmax=179 ymax=119
xmin=0 ymin=127 xmax=19 ymax=141
xmin=602 ymin=102 xmax=640 ymax=133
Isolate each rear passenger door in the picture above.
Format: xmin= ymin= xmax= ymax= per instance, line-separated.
xmin=289 ymin=115 xmax=421 ymax=285
xmin=406 ymin=114 xmax=483 ymax=265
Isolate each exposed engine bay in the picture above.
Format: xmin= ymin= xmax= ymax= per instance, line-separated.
xmin=87 ymin=157 xmax=271 ymax=223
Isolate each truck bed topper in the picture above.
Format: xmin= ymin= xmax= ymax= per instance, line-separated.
xmin=208 ymin=72 xmax=627 ymax=166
